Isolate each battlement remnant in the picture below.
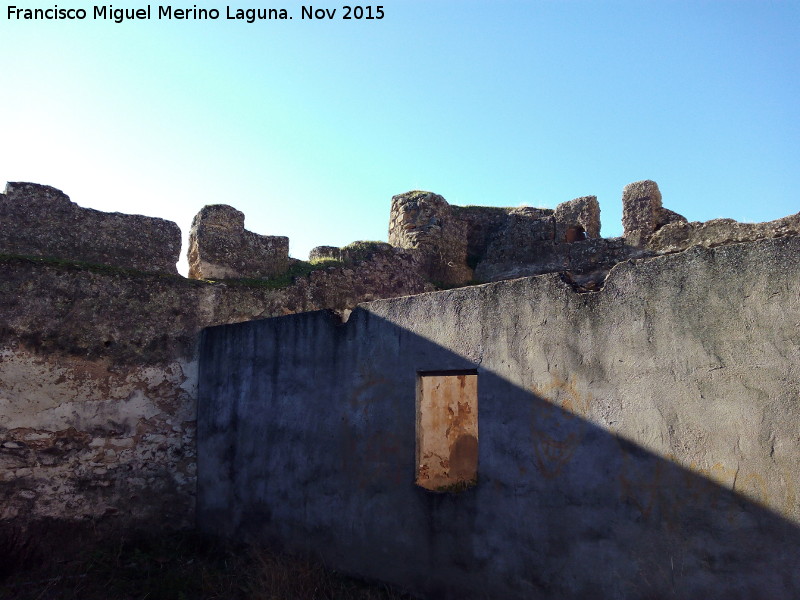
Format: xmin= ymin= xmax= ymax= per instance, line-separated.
xmin=622 ymin=179 xmax=688 ymax=246
xmin=309 ymin=245 xmax=341 ymax=261
xmin=554 ymin=195 xmax=601 ymax=241
xmin=389 ymin=190 xmax=620 ymax=284
xmin=187 ymin=204 xmax=289 ymax=280
xmin=388 ymin=191 xmax=473 ymax=286
xmin=649 ymin=211 xmax=800 ymax=253
xmin=308 ymin=241 xmax=398 ymax=265
xmin=0 ymin=182 xmax=181 ymax=274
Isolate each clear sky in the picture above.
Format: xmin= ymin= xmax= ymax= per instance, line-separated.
xmin=2 ymin=1 xmax=798 ymax=274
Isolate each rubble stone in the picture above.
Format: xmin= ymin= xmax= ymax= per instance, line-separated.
xmin=554 ymin=195 xmax=601 ymax=241
xmin=649 ymin=212 xmax=800 ymax=253
xmin=0 ymin=182 xmax=181 ymax=274
xmin=186 ymin=204 xmax=289 ymax=280
xmin=622 ymin=180 xmax=664 ymax=246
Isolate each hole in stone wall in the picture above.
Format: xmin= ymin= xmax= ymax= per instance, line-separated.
xmin=416 ymin=370 xmax=478 ymax=492
xmin=565 ymin=225 xmax=587 ymax=243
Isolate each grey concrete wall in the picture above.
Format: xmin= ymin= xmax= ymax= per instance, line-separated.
xmin=197 ymin=237 xmax=800 ymax=600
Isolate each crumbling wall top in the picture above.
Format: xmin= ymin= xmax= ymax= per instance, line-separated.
xmin=0 ymin=182 xmax=181 ymax=275
xmin=649 ymin=212 xmax=800 ymax=253
xmin=554 ymin=195 xmax=600 ymax=241
xmin=388 ymin=191 xmax=473 ymax=286
xmin=187 ymin=204 xmax=290 ymax=280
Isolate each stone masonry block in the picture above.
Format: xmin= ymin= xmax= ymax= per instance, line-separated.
xmin=388 ymin=191 xmax=472 ymax=286
xmin=554 ymin=195 xmax=601 ymax=241
xmin=187 ymin=204 xmax=289 ymax=280
xmin=622 ymin=180 xmax=662 ymax=246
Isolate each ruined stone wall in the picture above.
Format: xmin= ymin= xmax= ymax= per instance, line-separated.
xmin=187 ymin=204 xmax=290 ymax=280
xmin=3 ymin=177 xmax=800 ymax=562
xmin=649 ymin=211 xmax=800 ymax=253
xmin=388 ymin=191 xmax=473 ymax=286
xmin=0 ymin=252 xmax=431 ymax=532
xmin=198 ymin=236 xmax=800 ymax=600
xmin=0 ymin=183 xmax=181 ymax=275
xmin=389 ymin=190 xmax=627 ymax=284
xmin=0 ymin=186 xmax=433 ymax=542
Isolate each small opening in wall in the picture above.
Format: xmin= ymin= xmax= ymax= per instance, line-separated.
xmin=565 ymin=225 xmax=587 ymax=243
xmin=416 ymin=369 xmax=478 ymax=492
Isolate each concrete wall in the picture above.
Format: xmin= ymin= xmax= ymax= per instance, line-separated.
xmin=198 ymin=236 xmax=800 ymax=600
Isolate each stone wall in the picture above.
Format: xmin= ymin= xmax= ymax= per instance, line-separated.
xmin=0 ymin=187 xmax=433 ymax=544
xmin=198 ymin=236 xmax=800 ymax=600
xmin=388 ymin=191 xmax=473 ymax=286
xmin=621 ymin=179 xmax=688 ymax=247
xmin=388 ymin=190 xmax=636 ymax=284
xmin=187 ymin=204 xmax=290 ymax=280
xmin=0 ymin=182 xmax=181 ymax=275
xmin=649 ymin=211 xmax=800 ymax=253
xmin=3 ymin=178 xmax=800 ymax=586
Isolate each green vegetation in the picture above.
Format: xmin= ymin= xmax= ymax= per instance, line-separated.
xmin=340 ymin=241 xmax=391 ymax=264
xmin=434 ymin=477 xmax=478 ymax=494
xmin=211 ymin=258 xmax=345 ymax=290
xmin=0 ymin=530 xmax=412 ymax=600
xmin=0 ymin=253 xmax=186 ymax=282
xmin=340 ymin=240 xmax=388 ymax=253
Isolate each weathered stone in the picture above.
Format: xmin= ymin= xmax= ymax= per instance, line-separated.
xmin=338 ymin=241 xmax=394 ymax=264
xmin=649 ymin=212 xmax=800 ymax=254
xmin=554 ymin=195 xmax=601 ymax=241
xmin=187 ymin=204 xmax=289 ymax=280
xmin=4 ymin=178 xmax=800 ymax=587
xmin=474 ymin=236 xmax=651 ymax=283
xmin=0 ymin=239 xmax=433 ymax=532
xmin=656 ymin=206 xmax=688 ymax=229
xmin=622 ymin=179 xmax=663 ymax=246
xmin=474 ymin=239 xmax=565 ymax=282
xmin=0 ymin=182 xmax=181 ymax=274
xmin=312 ymin=241 xmax=412 ymax=267
xmin=309 ymin=245 xmax=341 ymax=261
xmin=388 ymin=191 xmax=473 ymax=286
xmin=451 ymin=205 xmax=555 ymax=266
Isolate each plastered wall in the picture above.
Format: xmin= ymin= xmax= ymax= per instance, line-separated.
xmin=198 ymin=236 xmax=800 ymax=600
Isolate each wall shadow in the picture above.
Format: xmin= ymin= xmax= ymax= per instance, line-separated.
xmin=197 ymin=304 xmax=800 ymax=600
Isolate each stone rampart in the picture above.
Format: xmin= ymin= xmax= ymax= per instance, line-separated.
xmin=3 ymin=178 xmax=800 ymax=580
xmin=187 ymin=204 xmax=290 ymax=280
xmin=388 ymin=191 xmax=473 ymax=286
xmin=0 ymin=182 xmax=181 ymax=275
xmin=621 ymin=179 xmax=688 ymax=246
xmin=649 ymin=211 xmax=800 ymax=253
xmin=0 ymin=201 xmax=432 ymax=543
xmin=390 ymin=191 xmax=622 ymax=284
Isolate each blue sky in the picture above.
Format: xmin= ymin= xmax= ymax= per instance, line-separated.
xmin=2 ymin=1 xmax=798 ymax=273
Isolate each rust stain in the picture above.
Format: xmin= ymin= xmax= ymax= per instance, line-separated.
xmin=529 ymin=372 xmax=592 ymax=479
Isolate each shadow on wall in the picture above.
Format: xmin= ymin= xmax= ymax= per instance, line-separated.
xmin=197 ymin=270 xmax=800 ymax=600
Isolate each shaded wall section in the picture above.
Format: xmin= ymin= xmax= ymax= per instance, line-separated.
xmin=197 ymin=237 xmax=800 ymax=599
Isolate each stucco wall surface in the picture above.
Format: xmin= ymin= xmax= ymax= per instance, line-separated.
xmin=198 ymin=237 xmax=800 ymax=600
